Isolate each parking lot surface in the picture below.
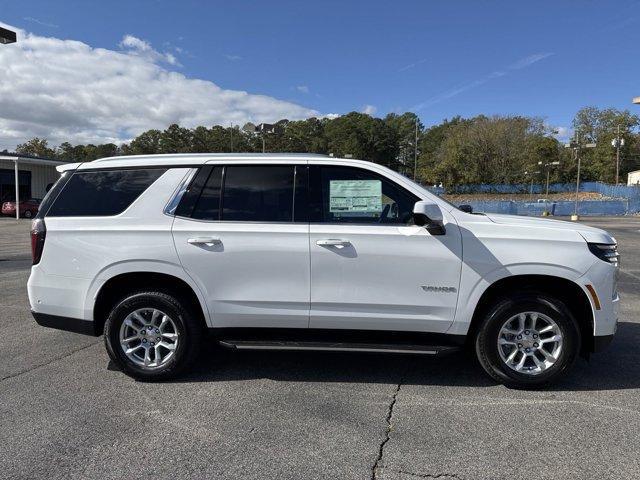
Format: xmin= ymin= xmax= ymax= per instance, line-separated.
xmin=1 ymin=216 xmax=639 ymax=480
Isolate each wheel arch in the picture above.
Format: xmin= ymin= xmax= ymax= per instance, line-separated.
xmin=92 ymin=271 xmax=209 ymax=336
xmin=466 ymin=274 xmax=595 ymax=356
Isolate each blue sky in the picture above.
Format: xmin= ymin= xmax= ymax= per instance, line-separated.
xmin=1 ymin=0 xmax=639 ymax=146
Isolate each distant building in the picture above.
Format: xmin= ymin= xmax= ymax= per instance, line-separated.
xmin=0 ymin=153 xmax=64 ymax=202
xmin=628 ymin=169 xmax=640 ymax=186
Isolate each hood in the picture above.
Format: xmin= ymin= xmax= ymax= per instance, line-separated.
xmin=484 ymin=213 xmax=616 ymax=244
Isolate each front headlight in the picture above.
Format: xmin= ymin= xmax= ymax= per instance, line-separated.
xmin=588 ymin=242 xmax=619 ymax=267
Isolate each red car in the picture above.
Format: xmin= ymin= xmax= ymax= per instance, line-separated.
xmin=1 ymin=198 xmax=41 ymax=218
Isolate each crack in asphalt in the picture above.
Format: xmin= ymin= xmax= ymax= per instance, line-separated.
xmin=0 ymin=341 xmax=100 ymax=382
xmin=371 ymin=380 xmax=403 ymax=480
xmin=399 ymin=472 xmax=463 ymax=479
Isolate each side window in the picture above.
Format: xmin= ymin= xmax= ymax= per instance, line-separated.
xmin=46 ymin=168 xmax=166 ymax=217
xmin=222 ymin=165 xmax=294 ymax=222
xmin=191 ymin=167 xmax=223 ymax=220
xmin=309 ymin=166 xmax=419 ymax=224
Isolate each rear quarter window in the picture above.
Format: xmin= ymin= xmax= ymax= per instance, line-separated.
xmin=46 ymin=168 xmax=166 ymax=217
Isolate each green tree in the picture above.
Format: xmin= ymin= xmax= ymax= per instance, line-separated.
xmin=15 ymin=138 xmax=56 ymax=158
xmin=324 ymin=112 xmax=398 ymax=167
xmin=158 ymin=124 xmax=194 ymax=153
xmin=123 ymin=129 xmax=162 ymax=155
xmin=572 ymin=107 xmax=640 ymax=182
xmin=280 ymin=118 xmax=327 ymax=153
xmin=384 ymin=112 xmax=423 ymax=177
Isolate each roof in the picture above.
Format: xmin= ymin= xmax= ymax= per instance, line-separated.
xmin=0 ymin=152 xmax=66 ymax=167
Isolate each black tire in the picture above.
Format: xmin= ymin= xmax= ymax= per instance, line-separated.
xmin=104 ymin=290 xmax=203 ymax=381
xmin=475 ymin=292 xmax=580 ymax=388
xmin=24 ymin=210 xmax=33 ymax=219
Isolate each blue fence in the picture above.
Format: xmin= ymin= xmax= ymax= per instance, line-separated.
xmin=460 ymin=200 xmax=633 ymax=216
xmin=428 ymin=181 xmax=640 ymax=216
xmin=431 ymin=181 xmax=640 ymax=196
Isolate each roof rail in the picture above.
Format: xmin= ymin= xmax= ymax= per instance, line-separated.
xmin=92 ymin=152 xmax=331 ymax=163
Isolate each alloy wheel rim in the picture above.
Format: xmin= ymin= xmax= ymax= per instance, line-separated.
xmin=119 ymin=308 xmax=179 ymax=369
xmin=497 ymin=311 xmax=563 ymax=375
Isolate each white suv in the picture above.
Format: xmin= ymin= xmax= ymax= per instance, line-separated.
xmin=28 ymin=154 xmax=619 ymax=387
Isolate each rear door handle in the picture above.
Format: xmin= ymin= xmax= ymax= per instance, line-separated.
xmin=316 ymin=239 xmax=351 ymax=246
xmin=188 ymin=237 xmax=222 ymax=246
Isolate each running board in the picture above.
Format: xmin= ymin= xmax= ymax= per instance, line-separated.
xmin=218 ymin=340 xmax=459 ymax=355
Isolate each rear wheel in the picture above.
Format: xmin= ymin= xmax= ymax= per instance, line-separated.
xmin=475 ymin=293 xmax=580 ymax=387
xmin=23 ymin=210 xmax=33 ymax=219
xmin=104 ymin=290 xmax=203 ymax=380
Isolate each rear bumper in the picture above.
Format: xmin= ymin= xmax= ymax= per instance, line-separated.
xmin=31 ymin=311 xmax=98 ymax=336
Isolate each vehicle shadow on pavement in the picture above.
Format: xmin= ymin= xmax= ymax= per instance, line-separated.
xmin=153 ymin=321 xmax=640 ymax=391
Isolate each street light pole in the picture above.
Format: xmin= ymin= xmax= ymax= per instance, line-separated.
xmin=565 ymin=135 xmax=596 ymax=221
xmin=574 ymin=147 xmax=580 ymax=217
xmin=14 ymin=159 xmax=19 ymax=220
xmin=612 ymin=125 xmax=624 ymax=185
xmin=538 ymin=160 xmax=560 ymax=216
xmin=413 ymin=118 xmax=418 ymax=181
xmin=0 ymin=26 xmax=17 ymax=44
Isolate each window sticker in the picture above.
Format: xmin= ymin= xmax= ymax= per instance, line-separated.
xmin=329 ymin=179 xmax=382 ymax=215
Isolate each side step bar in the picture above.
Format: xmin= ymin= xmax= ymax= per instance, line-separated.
xmin=218 ymin=340 xmax=459 ymax=356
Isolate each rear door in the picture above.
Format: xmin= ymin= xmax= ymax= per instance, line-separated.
xmin=172 ymin=163 xmax=310 ymax=329
xmin=308 ymin=165 xmax=462 ymax=333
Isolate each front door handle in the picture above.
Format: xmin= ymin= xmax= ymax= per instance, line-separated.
xmin=316 ymin=239 xmax=351 ymax=247
xmin=188 ymin=237 xmax=222 ymax=246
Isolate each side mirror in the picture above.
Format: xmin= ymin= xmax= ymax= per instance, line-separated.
xmin=459 ymin=204 xmax=473 ymax=213
xmin=413 ymin=201 xmax=446 ymax=235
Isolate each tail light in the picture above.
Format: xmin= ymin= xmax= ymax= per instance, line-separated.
xmin=31 ymin=218 xmax=46 ymax=265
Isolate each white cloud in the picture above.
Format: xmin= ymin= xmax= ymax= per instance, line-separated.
xmin=23 ymin=17 xmax=59 ymax=29
xmin=552 ymin=126 xmax=571 ymax=139
xmin=361 ymin=105 xmax=377 ymax=115
xmin=224 ymin=54 xmax=242 ymax=61
xmin=0 ymin=24 xmax=318 ymax=149
xmin=119 ymin=34 xmax=180 ymax=66
xmin=296 ymin=85 xmax=310 ymax=94
xmin=413 ymin=52 xmax=554 ymax=111
xmin=398 ymin=58 xmax=428 ymax=73
xmin=509 ymin=52 xmax=554 ymax=70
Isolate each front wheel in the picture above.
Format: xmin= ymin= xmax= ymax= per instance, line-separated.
xmin=475 ymin=293 xmax=580 ymax=388
xmin=104 ymin=290 xmax=203 ymax=380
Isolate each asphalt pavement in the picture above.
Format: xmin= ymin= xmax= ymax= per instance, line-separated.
xmin=1 ymin=216 xmax=639 ymax=480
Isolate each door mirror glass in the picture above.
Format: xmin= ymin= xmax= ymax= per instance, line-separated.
xmin=458 ymin=204 xmax=473 ymax=213
xmin=413 ymin=201 xmax=445 ymax=234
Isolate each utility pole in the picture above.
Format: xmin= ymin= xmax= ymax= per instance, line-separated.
xmin=230 ymin=123 xmax=234 ymax=152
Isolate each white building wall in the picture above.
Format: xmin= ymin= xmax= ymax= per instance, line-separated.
xmin=0 ymin=159 xmax=62 ymax=199
xmin=628 ymin=170 xmax=640 ymax=186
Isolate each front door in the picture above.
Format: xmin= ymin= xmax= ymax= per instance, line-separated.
xmin=172 ymin=164 xmax=310 ymax=329
xmin=308 ymin=165 xmax=462 ymax=333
